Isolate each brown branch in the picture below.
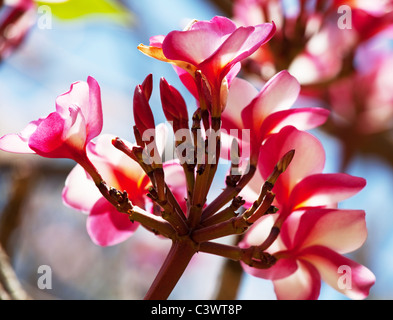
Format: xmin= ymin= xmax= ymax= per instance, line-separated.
xmin=214 ymin=256 xmax=243 ymax=300
xmin=0 ymin=164 xmax=36 ymax=253
xmin=0 ymin=243 xmax=31 ymax=300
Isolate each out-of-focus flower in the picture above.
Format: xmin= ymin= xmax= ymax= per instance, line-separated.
xmin=0 ymin=76 xmax=103 ymax=167
xmin=328 ymin=54 xmax=393 ymax=134
xmin=221 ymin=71 xmax=329 ymax=164
xmin=232 ymin=0 xmax=393 ymax=167
xmin=0 ymin=0 xmax=36 ymax=60
xmin=138 ymin=16 xmax=276 ymax=116
xmin=241 ymin=208 xmax=375 ymax=299
xmin=234 ymin=0 xmax=393 ymax=83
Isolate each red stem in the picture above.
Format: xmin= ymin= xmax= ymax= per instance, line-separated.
xmin=144 ymin=240 xmax=197 ymax=300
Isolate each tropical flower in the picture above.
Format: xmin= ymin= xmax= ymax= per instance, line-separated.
xmin=244 ymin=126 xmax=366 ymax=227
xmin=138 ymin=16 xmax=276 ymax=116
xmin=327 ymin=54 xmax=393 ymax=134
xmin=241 ymin=208 xmax=375 ymax=299
xmin=239 ymin=126 xmax=373 ymax=299
xmin=221 ymin=71 xmax=329 ymax=164
xmin=0 ymin=76 xmax=103 ymax=169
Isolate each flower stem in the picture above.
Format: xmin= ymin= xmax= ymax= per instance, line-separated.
xmin=201 ymin=164 xmax=256 ymax=220
xmin=144 ymin=239 xmax=197 ymax=300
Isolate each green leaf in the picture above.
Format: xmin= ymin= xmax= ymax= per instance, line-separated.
xmin=35 ymin=0 xmax=133 ymax=24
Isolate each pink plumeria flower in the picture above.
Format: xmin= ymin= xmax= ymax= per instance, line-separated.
xmin=0 ymin=76 xmax=103 ymax=168
xmin=241 ymin=208 xmax=375 ymax=299
xmin=244 ymin=126 xmax=366 ymax=227
xmin=138 ymin=16 xmax=276 ymax=115
xmin=221 ymin=71 xmax=329 ymax=164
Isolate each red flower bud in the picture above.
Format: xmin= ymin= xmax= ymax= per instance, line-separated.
xmin=133 ymin=75 xmax=155 ymax=137
xmin=141 ymin=73 xmax=153 ymax=101
xmin=159 ymin=77 xmax=188 ymax=126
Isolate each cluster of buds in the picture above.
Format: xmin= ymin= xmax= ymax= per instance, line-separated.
xmin=0 ymin=16 xmax=375 ymax=299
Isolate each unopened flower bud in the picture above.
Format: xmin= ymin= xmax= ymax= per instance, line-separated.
xmin=277 ymin=149 xmax=295 ymax=173
xmin=133 ymin=75 xmax=155 ymax=137
xmin=267 ymin=149 xmax=295 ymax=185
xmin=159 ymin=77 xmax=189 ymax=127
xmin=141 ymin=73 xmax=153 ymax=101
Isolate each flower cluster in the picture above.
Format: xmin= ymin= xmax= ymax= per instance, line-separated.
xmin=233 ymin=0 xmax=393 ymax=165
xmin=0 ymin=15 xmax=375 ymax=300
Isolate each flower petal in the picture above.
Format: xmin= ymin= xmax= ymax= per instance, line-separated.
xmin=301 ymin=245 xmax=376 ymax=300
xmin=242 ymin=215 xmax=278 ymax=248
xmin=289 ymin=173 xmax=366 ymax=210
xmin=62 ymin=164 xmax=102 ymax=214
xmin=55 ymin=77 xmax=103 ymax=141
xmin=162 ymin=16 xmax=237 ymax=66
xmin=173 ymin=65 xmax=199 ymax=100
xmin=294 ymin=209 xmax=368 ymax=254
xmin=87 ymin=197 xmax=139 ymax=246
xmin=225 ymin=62 xmax=242 ymax=88
xmin=85 ymin=76 xmax=103 ymax=140
xmin=273 ymin=259 xmax=321 ymax=300
xmin=201 ymin=22 xmax=276 ymax=82
xmin=28 ymin=111 xmax=68 ymax=157
xmin=259 ymin=107 xmax=330 ymax=139
xmin=190 ymin=16 xmax=237 ymax=34
xmin=163 ymin=27 xmax=226 ymax=67
xmin=241 ymin=71 xmax=300 ymax=133
xmin=0 ymin=119 xmax=41 ymax=154
xmin=258 ymin=126 xmax=325 ymax=205
xmin=241 ymin=257 xmax=298 ymax=281
xmin=222 ymin=77 xmax=259 ymax=132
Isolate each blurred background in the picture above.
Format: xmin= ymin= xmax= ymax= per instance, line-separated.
xmin=0 ymin=0 xmax=392 ymax=300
